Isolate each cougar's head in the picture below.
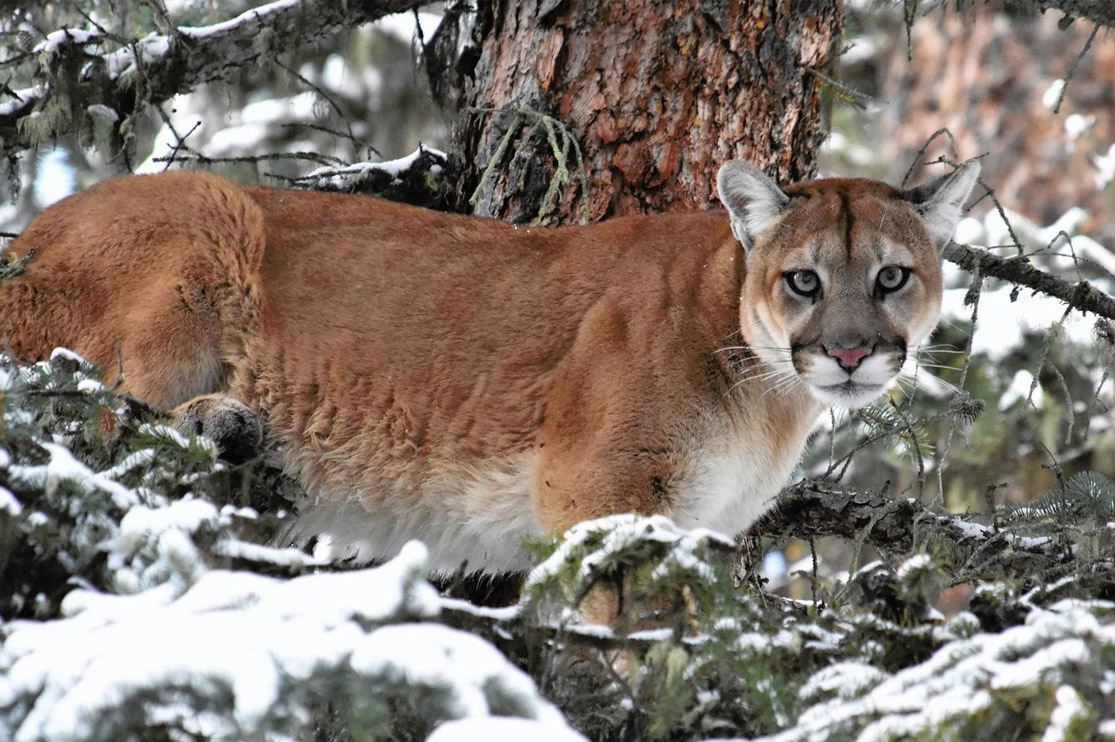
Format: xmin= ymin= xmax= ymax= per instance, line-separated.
xmin=718 ymin=159 xmax=980 ymax=408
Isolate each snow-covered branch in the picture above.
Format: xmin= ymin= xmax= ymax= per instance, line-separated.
xmin=0 ymin=0 xmax=432 ymax=159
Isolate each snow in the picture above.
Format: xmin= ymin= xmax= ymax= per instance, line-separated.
xmin=427 ymin=717 xmax=589 ymax=742
xmin=1043 ymin=79 xmax=1066 ymax=109
xmin=0 ymin=486 xmax=22 ymax=516
xmin=112 ymin=498 xmax=221 ymax=562
xmin=1064 ymin=113 xmax=1094 ymax=141
xmin=9 ymin=443 xmax=138 ymax=510
xmin=211 ymin=538 xmax=330 ymax=569
xmin=48 ymin=347 xmax=93 ymax=367
xmin=0 ymin=543 xmax=496 ymax=742
xmin=747 ymin=602 xmax=1115 ymax=742
xmin=139 ymin=422 xmax=218 ymax=457
xmin=1043 ymin=687 xmax=1088 ymax=736
xmin=178 ymin=0 xmax=300 ymax=39
xmin=798 ymin=662 xmax=887 ymax=702
xmin=895 ymin=553 xmax=933 ymax=581
xmin=375 ymin=12 xmax=444 ymax=44
xmin=103 ymin=32 xmax=172 ymax=79
xmin=943 ymin=205 xmax=1115 ymax=366
xmin=351 ymin=623 xmax=564 ymax=722
xmin=98 ymin=448 xmax=156 ymax=480
xmin=941 ymin=282 xmax=1095 ymax=361
xmin=304 ymin=145 xmax=449 ymax=189
xmin=32 ymin=28 xmax=98 ymax=55
xmin=1094 ymin=143 xmax=1115 ymax=189
xmin=526 ymin=513 xmax=733 ymax=594
xmin=999 ymin=369 xmax=1043 ymax=411
xmin=0 ymin=86 xmax=41 ymax=118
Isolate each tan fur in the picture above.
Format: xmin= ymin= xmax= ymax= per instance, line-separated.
xmin=0 ymin=166 xmax=966 ymax=575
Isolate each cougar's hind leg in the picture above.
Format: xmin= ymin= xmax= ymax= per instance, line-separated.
xmin=112 ymin=275 xmax=228 ymax=410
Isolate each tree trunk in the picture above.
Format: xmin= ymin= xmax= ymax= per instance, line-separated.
xmin=447 ymin=0 xmax=841 ymax=225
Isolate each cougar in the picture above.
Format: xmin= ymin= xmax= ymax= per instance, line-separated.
xmin=0 ymin=160 xmax=979 ymax=575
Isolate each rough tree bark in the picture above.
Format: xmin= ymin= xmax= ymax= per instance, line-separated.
xmin=444 ymin=0 xmax=841 ymax=225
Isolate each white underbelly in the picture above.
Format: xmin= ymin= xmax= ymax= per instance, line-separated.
xmin=279 ymin=453 xmax=545 ymax=575
xmin=279 ymin=415 xmax=813 ymax=573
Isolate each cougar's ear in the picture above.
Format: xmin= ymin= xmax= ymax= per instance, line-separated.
xmin=717 ymin=160 xmax=790 ymax=251
xmin=904 ymin=160 xmax=981 ymax=250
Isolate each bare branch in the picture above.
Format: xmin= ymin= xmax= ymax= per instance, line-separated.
xmin=0 ymin=0 xmax=432 ymax=160
xmin=1004 ymin=0 xmax=1115 ymax=29
xmin=753 ymin=480 xmax=1066 ymax=576
xmin=944 ymin=242 xmax=1115 ymax=322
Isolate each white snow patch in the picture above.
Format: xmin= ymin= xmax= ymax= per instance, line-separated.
xmin=1041 ymin=685 xmax=1090 ymax=742
xmin=178 ymin=0 xmax=300 ymax=38
xmin=211 ymin=538 xmax=330 ymax=569
xmin=1043 ymin=79 xmax=1066 ymax=109
xmin=1000 ymin=369 xmax=1043 ymax=411
xmin=0 ymin=543 xmax=442 ymax=741
xmin=9 ymin=442 xmax=138 ymax=509
xmin=49 ymin=347 xmax=93 ymax=367
xmin=526 ymin=514 xmax=732 ymax=592
xmin=352 ymin=623 xmax=566 ymax=724
xmin=33 ymin=28 xmax=98 ymax=54
xmin=113 ymin=498 xmax=220 ymax=560
xmin=374 ymin=11 xmax=444 ymax=44
xmin=0 ymin=486 xmax=22 ymax=516
xmin=305 ymin=145 xmax=448 ymax=189
xmin=760 ymin=604 xmax=1113 ymax=742
xmin=75 ymin=378 xmax=105 ymax=394
xmin=1064 ymin=114 xmax=1094 ymax=141
xmin=1094 ymin=142 xmax=1115 ymax=190
xmin=427 ymin=717 xmax=588 ymax=742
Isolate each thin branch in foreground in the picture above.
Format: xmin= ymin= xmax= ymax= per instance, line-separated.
xmin=944 ymin=242 xmax=1115 ymax=322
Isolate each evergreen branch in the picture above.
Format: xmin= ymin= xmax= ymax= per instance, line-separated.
xmin=0 ymin=0 xmax=433 ymax=160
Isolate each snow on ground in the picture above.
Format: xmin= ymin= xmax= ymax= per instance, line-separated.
xmin=0 ymin=539 xmax=576 ymax=742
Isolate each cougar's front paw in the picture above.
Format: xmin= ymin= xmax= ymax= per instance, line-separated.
xmin=173 ymin=394 xmax=264 ymax=464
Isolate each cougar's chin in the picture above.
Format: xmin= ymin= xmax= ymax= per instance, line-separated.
xmin=808 ymin=379 xmax=891 ymax=408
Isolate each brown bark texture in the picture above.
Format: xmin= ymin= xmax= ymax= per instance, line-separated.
xmin=450 ymin=0 xmax=841 ymax=225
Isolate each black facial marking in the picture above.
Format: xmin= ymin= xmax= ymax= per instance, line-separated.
xmin=839 ymin=190 xmax=854 ymax=260
xmin=790 ymin=338 xmax=815 ymax=374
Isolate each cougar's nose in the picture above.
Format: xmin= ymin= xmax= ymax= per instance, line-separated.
xmin=826 ymin=345 xmax=873 ymax=371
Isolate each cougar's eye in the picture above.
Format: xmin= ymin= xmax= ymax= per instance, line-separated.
xmin=876 ymin=266 xmax=910 ymax=294
xmin=784 ymin=269 xmax=821 ymax=299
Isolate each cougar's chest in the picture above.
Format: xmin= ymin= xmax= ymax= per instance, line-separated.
xmin=670 ymin=398 xmax=820 ymax=536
